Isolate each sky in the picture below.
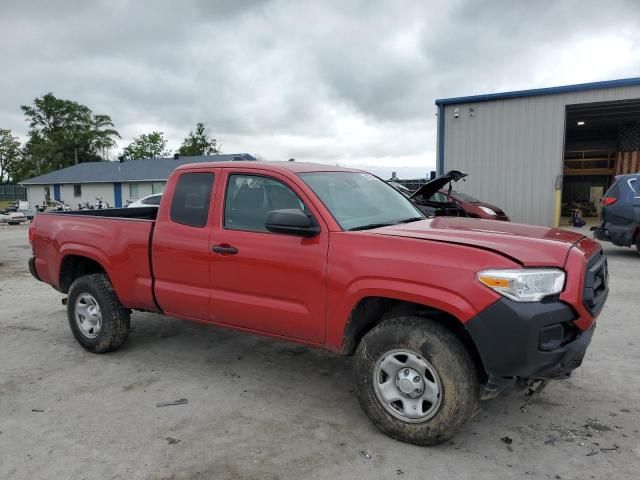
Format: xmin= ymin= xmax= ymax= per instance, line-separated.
xmin=1 ymin=0 xmax=639 ymax=179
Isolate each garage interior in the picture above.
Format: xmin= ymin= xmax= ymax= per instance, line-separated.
xmin=561 ymin=99 xmax=640 ymax=225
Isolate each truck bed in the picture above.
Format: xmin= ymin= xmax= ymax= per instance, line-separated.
xmin=31 ymin=209 xmax=158 ymax=311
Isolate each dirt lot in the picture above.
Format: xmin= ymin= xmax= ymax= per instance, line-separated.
xmin=1 ymin=224 xmax=639 ymax=480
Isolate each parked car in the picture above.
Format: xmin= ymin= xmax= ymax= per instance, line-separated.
xmin=7 ymin=211 xmax=26 ymax=225
xmin=593 ymin=173 xmax=640 ymax=253
xmin=127 ymin=193 xmax=162 ymax=208
xmin=29 ymin=161 xmax=606 ymax=446
xmin=1 ymin=200 xmax=37 ymax=221
xmin=408 ymin=171 xmax=510 ymax=220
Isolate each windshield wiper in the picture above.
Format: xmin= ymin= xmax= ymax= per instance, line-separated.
xmin=348 ymin=222 xmax=395 ymax=231
xmin=397 ymin=217 xmax=425 ymax=224
xmin=348 ymin=217 xmax=424 ymax=231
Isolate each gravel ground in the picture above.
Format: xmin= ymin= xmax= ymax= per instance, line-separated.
xmin=0 ymin=223 xmax=639 ymax=480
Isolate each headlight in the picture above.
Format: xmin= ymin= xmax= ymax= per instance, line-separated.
xmin=477 ymin=268 xmax=565 ymax=302
xmin=478 ymin=206 xmax=497 ymax=216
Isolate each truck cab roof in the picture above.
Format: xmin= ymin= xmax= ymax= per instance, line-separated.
xmin=175 ymin=160 xmax=363 ymax=175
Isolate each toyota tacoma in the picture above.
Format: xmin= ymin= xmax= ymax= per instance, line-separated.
xmin=28 ymin=161 xmax=608 ymax=445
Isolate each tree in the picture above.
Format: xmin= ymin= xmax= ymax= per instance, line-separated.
xmin=122 ymin=131 xmax=170 ymax=160
xmin=20 ymin=93 xmax=120 ymax=178
xmin=0 ymin=129 xmax=21 ymax=183
xmin=177 ymin=122 xmax=220 ymax=156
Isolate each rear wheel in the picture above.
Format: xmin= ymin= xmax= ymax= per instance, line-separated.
xmin=67 ymin=273 xmax=130 ymax=353
xmin=354 ymin=316 xmax=479 ymax=446
xmin=636 ymin=234 xmax=640 ymax=255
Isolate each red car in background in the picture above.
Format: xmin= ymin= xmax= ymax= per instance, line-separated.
xmin=407 ymin=171 xmax=510 ymax=221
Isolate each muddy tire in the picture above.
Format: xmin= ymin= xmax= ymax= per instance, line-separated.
xmin=67 ymin=273 xmax=130 ymax=353
xmin=354 ymin=316 xmax=479 ymax=446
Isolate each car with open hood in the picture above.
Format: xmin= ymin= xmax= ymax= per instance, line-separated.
xmin=406 ymin=170 xmax=510 ymax=221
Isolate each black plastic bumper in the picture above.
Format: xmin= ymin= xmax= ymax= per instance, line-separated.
xmin=28 ymin=256 xmax=42 ymax=282
xmin=593 ymin=226 xmax=607 ymax=242
xmin=593 ymin=224 xmax=634 ymax=247
xmin=465 ymin=298 xmax=594 ymax=381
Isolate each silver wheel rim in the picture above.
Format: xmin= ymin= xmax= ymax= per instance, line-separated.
xmin=373 ymin=349 xmax=442 ymax=423
xmin=74 ymin=293 xmax=102 ymax=339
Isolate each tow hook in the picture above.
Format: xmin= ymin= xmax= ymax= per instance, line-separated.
xmin=62 ymin=297 xmax=68 ymax=306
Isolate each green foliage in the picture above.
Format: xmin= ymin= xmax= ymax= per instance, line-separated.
xmin=6 ymin=94 xmax=226 ymax=180
xmin=177 ymin=122 xmax=220 ymax=156
xmin=17 ymin=93 xmax=120 ymax=180
xmin=122 ymin=131 xmax=170 ymax=160
xmin=0 ymin=129 xmax=21 ymax=183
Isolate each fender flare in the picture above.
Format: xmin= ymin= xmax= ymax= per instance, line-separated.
xmin=58 ymin=244 xmax=112 ymax=290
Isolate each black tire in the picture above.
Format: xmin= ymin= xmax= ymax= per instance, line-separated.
xmin=354 ymin=316 xmax=479 ymax=446
xmin=635 ymin=234 xmax=640 ymax=255
xmin=67 ymin=273 xmax=130 ymax=353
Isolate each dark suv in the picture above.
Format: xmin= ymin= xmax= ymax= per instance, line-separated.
xmin=593 ymin=173 xmax=640 ymax=253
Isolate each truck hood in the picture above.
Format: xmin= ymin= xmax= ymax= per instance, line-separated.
xmin=370 ymin=217 xmax=585 ymax=266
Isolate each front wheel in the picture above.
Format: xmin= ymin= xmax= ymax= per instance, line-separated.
xmin=67 ymin=273 xmax=130 ymax=353
xmin=354 ymin=316 xmax=479 ymax=446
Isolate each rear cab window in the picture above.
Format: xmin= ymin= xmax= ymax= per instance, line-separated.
xmin=170 ymin=172 xmax=214 ymax=227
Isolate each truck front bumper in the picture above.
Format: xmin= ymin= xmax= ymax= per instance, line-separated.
xmin=465 ymin=298 xmax=595 ymax=384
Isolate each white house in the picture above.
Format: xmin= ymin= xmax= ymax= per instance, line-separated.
xmin=19 ymin=153 xmax=255 ymax=208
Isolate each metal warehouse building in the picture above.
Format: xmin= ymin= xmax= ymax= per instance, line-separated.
xmin=436 ymin=77 xmax=640 ymax=226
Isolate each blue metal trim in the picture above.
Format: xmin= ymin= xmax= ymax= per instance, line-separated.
xmin=435 ymin=77 xmax=640 ymax=106
xmin=114 ymin=182 xmax=122 ymax=208
xmin=437 ymin=104 xmax=445 ymax=175
xmin=53 ymin=184 xmax=61 ymax=201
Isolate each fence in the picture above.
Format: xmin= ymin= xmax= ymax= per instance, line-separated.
xmin=395 ymin=178 xmax=430 ymax=191
xmin=0 ymin=184 xmax=27 ymax=202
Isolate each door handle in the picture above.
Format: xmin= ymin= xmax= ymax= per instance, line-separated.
xmin=211 ymin=244 xmax=239 ymax=255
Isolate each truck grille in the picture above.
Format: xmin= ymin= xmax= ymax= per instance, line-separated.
xmin=582 ymin=249 xmax=608 ymax=315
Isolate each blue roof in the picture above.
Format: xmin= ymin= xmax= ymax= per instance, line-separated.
xmin=435 ymin=77 xmax=640 ymax=106
xmin=20 ymin=153 xmax=256 ymax=185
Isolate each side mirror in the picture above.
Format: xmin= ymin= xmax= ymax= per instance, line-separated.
xmin=265 ymin=209 xmax=320 ymax=237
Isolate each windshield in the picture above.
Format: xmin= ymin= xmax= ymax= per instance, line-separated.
xmin=451 ymin=190 xmax=480 ymax=203
xmin=429 ymin=191 xmax=450 ymax=203
xmin=299 ymin=172 xmax=424 ymax=231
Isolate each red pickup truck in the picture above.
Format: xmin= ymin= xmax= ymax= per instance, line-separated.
xmin=28 ymin=161 xmax=608 ymax=446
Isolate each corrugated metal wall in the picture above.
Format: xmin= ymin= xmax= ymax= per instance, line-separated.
xmin=440 ymin=85 xmax=640 ymax=226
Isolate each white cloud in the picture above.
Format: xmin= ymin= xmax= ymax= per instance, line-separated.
xmin=1 ymin=0 xmax=639 ymax=179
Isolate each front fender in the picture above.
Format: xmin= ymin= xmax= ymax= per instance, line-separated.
xmin=324 ymin=277 xmax=500 ymax=352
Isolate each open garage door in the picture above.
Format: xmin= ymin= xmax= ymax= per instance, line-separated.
xmin=561 ymin=99 xmax=640 ymax=227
